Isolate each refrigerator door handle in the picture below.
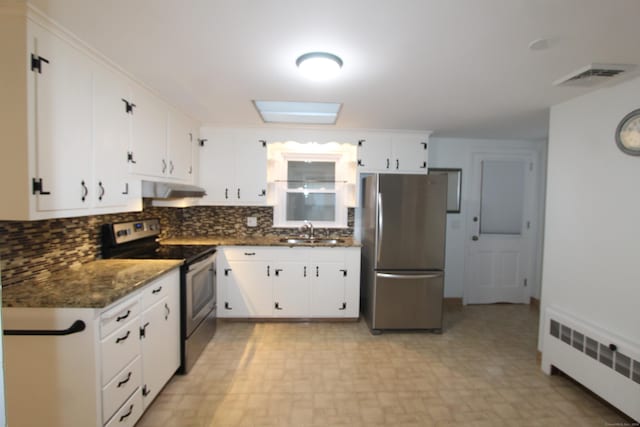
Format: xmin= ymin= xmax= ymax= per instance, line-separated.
xmin=377 ymin=192 xmax=383 ymax=264
xmin=376 ymin=272 xmax=443 ymax=279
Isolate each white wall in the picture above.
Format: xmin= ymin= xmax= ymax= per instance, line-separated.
xmin=539 ymin=76 xmax=640 ymax=350
xmin=429 ymin=137 xmax=547 ymax=298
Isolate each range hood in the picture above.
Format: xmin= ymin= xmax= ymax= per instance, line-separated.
xmin=141 ymin=180 xmax=206 ymax=199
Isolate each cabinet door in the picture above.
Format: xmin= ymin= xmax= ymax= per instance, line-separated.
xmin=93 ymin=67 xmax=131 ymax=208
xmin=357 ymin=135 xmax=392 ymax=172
xmin=199 ymin=131 xmax=236 ymax=204
xmin=234 ymin=134 xmax=267 ymax=205
xmin=140 ymin=296 xmax=180 ymax=408
xmin=310 ymin=262 xmax=347 ymax=317
xmin=273 ymin=262 xmax=310 ymax=317
xmin=33 ymin=25 xmax=93 ymax=212
xmin=167 ymin=108 xmax=193 ymax=181
xmin=391 ymin=135 xmax=428 ymax=173
xmin=225 ymin=260 xmax=273 ymax=317
xmin=129 ymin=85 xmax=167 ymax=177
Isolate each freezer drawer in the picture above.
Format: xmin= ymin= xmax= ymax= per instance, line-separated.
xmin=370 ymin=271 xmax=443 ymax=331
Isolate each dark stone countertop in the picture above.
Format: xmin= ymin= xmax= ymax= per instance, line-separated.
xmin=159 ymin=235 xmax=361 ymax=247
xmin=2 ymin=259 xmax=183 ymax=309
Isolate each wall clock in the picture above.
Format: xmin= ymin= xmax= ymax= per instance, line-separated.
xmin=615 ymin=108 xmax=640 ymax=156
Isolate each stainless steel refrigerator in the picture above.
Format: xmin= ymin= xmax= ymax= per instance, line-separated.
xmin=361 ymin=173 xmax=447 ymax=334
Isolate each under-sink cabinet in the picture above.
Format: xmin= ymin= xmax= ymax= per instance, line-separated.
xmin=217 ymin=246 xmax=360 ymax=319
xmin=2 ymin=269 xmax=180 ymax=427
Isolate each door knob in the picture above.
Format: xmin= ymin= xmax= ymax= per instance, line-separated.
xmin=472 ymin=235 xmax=479 ymax=241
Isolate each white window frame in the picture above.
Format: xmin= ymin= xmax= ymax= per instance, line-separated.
xmin=272 ymin=152 xmax=349 ymax=228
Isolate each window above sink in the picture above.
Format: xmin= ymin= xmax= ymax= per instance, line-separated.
xmin=267 ymin=141 xmax=356 ymax=228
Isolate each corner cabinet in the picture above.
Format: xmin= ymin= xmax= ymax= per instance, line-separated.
xmin=0 ymin=6 xmax=199 ymax=220
xmin=3 ymin=269 xmax=180 ymax=427
xmin=198 ymin=128 xmax=268 ymax=206
xmin=357 ymin=133 xmax=430 ymax=173
xmin=217 ymin=246 xmax=360 ymax=319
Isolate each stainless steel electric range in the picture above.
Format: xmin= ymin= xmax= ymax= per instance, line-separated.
xmin=102 ymin=218 xmax=216 ymax=374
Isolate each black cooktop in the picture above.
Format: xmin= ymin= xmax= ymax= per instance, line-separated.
xmin=122 ymin=244 xmax=216 ymax=264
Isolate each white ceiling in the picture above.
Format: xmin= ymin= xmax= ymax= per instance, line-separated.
xmin=28 ymin=0 xmax=640 ymax=140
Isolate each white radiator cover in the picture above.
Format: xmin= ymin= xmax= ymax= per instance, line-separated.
xmin=542 ymin=307 xmax=640 ymax=421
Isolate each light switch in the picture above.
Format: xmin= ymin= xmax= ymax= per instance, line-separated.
xmin=247 ymin=217 xmax=257 ymax=227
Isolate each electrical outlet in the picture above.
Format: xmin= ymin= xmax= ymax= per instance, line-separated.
xmin=247 ymin=217 xmax=257 ymax=227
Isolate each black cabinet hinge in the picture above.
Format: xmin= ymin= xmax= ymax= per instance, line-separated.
xmin=139 ymin=322 xmax=149 ymax=339
xmin=357 ymin=159 xmax=364 ymax=167
xmin=339 ymin=269 xmax=348 ymax=277
xmin=358 ymin=139 xmax=365 ymax=147
xmin=142 ymin=385 xmax=151 ymax=397
xmin=121 ymin=99 xmax=136 ymax=114
xmin=224 ymin=268 xmax=232 ymax=276
xmin=421 ymin=142 xmax=428 ymax=150
xmin=198 ymin=139 xmax=207 ymax=147
xmin=420 ymin=161 xmax=427 ymax=169
xmin=31 ymin=54 xmax=49 ymax=73
xmin=32 ymin=178 xmax=51 ymax=195
xmin=127 ymin=151 xmax=137 ymax=164
xmin=259 ymin=139 xmax=267 ymax=147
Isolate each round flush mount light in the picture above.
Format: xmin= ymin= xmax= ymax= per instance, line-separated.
xmin=296 ymin=52 xmax=343 ymax=81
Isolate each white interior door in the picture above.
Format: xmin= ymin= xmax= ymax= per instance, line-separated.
xmin=464 ymin=153 xmax=536 ymax=304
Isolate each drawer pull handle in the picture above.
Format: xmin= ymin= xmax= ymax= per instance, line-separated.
xmin=140 ymin=322 xmax=150 ymax=339
xmin=304 ymin=266 xmax=307 ymax=277
xmin=115 ymin=331 xmax=130 ymax=344
xmin=117 ymin=372 xmax=132 ymax=388
xmin=151 ymin=286 xmax=162 ymax=294
xmin=244 ymin=252 xmax=256 ymax=256
xmin=116 ymin=310 xmax=131 ymax=322
xmin=119 ymin=404 xmax=134 ymax=422
xmin=164 ymin=303 xmax=170 ymax=320
xmin=316 ymin=266 xmax=319 ymax=277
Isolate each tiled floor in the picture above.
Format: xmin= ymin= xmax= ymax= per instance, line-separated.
xmin=137 ymin=305 xmax=632 ymax=426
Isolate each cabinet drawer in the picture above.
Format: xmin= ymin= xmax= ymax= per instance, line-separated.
xmin=102 ymin=356 xmax=141 ymax=424
xmin=141 ymin=270 xmax=178 ymax=310
xmin=308 ymin=247 xmax=347 ymax=262
xmin=101 ymin=319 xmax=140 ymax=385
xmin=223 ymin=246 xmax=275 ymax=261
xmin=101 ymin=297 xmax=141 ymax=339
xmin=104 ymin=387 xmax=143 ymax=427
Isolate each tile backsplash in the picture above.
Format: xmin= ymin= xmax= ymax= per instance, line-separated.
xmin=0 ymin=206 xmax=354 ymax=287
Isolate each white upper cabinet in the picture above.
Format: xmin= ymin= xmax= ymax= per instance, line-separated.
xmin=167 ymin=108 xmax=196 ymax=181
xmin=128 ymin=89 xmax=195 ymax=182
xmin=31 ymin=21 xmax=93 ymax=212
xmin=357 ymin=133 xmax=430 ymax=173
xmin=199 ymin=128 xmax=267 ymax=205
xmin=93 ymin=67 xmax=135 ymax=209
xmin=129 ymin=85 xmax=168 ymax=178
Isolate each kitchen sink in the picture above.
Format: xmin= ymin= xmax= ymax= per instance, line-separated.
xmin=279 ymin=238 xmax=345 ymax=245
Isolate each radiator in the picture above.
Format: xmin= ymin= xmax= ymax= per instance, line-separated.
xmin=541 ymin=307 xmax=640 ymax=422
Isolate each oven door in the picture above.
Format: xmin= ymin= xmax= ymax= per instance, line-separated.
xmin=185 ymin=253 xmax=216 ymax=337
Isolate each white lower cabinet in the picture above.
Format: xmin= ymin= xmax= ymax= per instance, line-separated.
xmin=218 ymin=246 xmax=360 ymax=319
xmin=2 ymin=268 xmax=180 ymax=427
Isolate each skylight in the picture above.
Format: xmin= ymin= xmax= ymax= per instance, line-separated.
xmin=253 ymin=101 xmax=342 ymax=125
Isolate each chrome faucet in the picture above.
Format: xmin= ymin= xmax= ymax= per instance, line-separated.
xmin=300 ymin=220 xmax=314 ymax=240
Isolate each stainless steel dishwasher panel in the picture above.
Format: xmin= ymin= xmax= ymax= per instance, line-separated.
xmin=371 ymin=271 xmax=444 ymax=330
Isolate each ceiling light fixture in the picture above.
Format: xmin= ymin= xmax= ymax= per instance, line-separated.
xmin=296 ymin=52 xmax=343 ymax=81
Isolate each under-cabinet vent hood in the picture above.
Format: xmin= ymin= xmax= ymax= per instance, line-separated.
xmin=141 ymin=180 xmax=206 ymax=199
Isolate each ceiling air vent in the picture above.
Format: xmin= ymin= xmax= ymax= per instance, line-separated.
xmin=553 ymin=63 xmax=636 ymax=87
